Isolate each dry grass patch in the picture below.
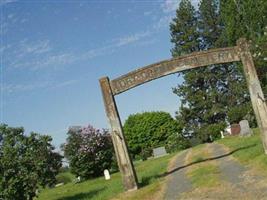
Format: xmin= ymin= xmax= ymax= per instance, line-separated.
xmin=185 ymin=144 xmax=221 ymax=188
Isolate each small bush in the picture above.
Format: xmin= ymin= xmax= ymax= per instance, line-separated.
xmin=56 ymin=173 xmax=73 ymax=184
xmin=123 ymin=111 xmax=184 ymax=159
xmin=62 ymin=125 xmax=115 ymax=180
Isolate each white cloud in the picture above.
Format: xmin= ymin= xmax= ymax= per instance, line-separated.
xmin=161 ymin=0 xmax=200 ymax=13
xmin=161 ymin=0 xmax=180 ymax=13
xmin=0 ymin=22 xmax=8 ymax=35
xmin=1 ymin=82 xmax=50 ymax=93
xmin=20 ymin=39 xmax=52 ymax=54
xmin=0 ymin=0 xmax=17 ymax=6
xmin=51 ymin=79 xmax=78 ymax=89
xmin=153 ymin=15 xmax=173 ymax=30
xmin=0 ymin=44 xmax=12 ymax=53
xmin=115 ymin=31 xmax=151 ymax=47
xmin=11 ymin=52 xmax=76 ymax=70
xmin=20 ymin=18 xmax=28 ymax=23
xmin=7 ymin=30 xmax=154 ymax=71
xmin=1 ymin=12 xmax=23 ymax=36
xmin=1 ymin=79 xmax=78 ymax=93
xmin=144 ymin=11 xmax=152 ymax=16
xmin=7 ymin=13 xmax=15 ymax=19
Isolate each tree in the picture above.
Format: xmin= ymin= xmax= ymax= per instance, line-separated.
xmin=220 ymin=0 xmax=267 ymax=96
xmin=170 ymin=0 xmax=200 ymax=56
xmin=0 ymin=124 xmax=62 ymax=200
xmin=171 ymin=0 xmax=224 ymax=141
xmin=62 ymin=125 xmax=114 ymax=179
xmin=170 ymin=0 xmax=255 ymax=142
xmin=123 ymin=111 xmax=185 ymax=160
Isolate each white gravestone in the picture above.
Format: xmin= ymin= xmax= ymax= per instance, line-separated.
xmin=153 ymin=147 xmax=167 ymax=158
xmin=104 ymin=169 xmax=110 ymax=180
xmin=239 ymin=120 xmax=253 ymax=137
xmin=220 ymin=131 xmax=225 ymax=139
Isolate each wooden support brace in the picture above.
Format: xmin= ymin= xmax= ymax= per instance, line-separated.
xmin=237 ymin=38 xmax=267 ymax=154
xmin=99 ymin=77 xmax=138 ymax=191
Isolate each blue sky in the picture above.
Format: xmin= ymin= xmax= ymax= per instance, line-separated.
xmin=0 ymin=0 xmax=199 ymax=148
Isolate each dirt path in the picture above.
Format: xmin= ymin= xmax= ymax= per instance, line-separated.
xmin=163 ymin=143 xmax=267 ymax=200
xmin=163 ymin=150 xmax=192 ymax=200
xmin=206 ymin=143 xmax=267 ymax=199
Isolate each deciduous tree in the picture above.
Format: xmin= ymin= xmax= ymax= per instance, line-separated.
xmin=0 ymin=124 xmax=62 ymax=200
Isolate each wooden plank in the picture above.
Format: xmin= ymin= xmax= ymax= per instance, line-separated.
xmin=237 ymin=38 xmax=267 ymax=154
xmin=111 ymin=47 xmax=240 ymax=95
xmin=99 ymin=77 xmax=138 ymax=191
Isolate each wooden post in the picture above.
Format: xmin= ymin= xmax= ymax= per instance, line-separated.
xmin=237 ymin=38 xmax=267 ymax=154
xmin=99 ymin=77 xmax=138 ymax=191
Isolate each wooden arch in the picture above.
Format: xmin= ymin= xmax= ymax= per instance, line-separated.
xmin=99 ymin=38 xmax=267 ymax=191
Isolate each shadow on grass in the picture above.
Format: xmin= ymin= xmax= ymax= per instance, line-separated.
xmin=139 ymin=144 xmax=256 ymax=187
xmin=56 ymin=187 xmax=105 ymax=200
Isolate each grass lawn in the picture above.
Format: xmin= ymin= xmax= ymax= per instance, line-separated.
xmin=37 ymin=128 xmax=267 ymax=200
xmin=36 ymin=153 xmax=175 ymax=200
xmin=186 ymin=143 xmax=220 ymax=188
xmin=218 ymin=128 xmax=267 ymax=175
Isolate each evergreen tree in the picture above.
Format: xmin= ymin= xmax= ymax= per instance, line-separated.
xmin=170 ymin=0 xmax=202 ymax=139
xmin=170 ymin=0 xmax=200 ymax=56
xmin=170 ymin=0 xmax=253 ymax=142
xmin=220 ymin=0 xmax=267 ymax=96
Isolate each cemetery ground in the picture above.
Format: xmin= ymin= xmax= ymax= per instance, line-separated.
xmin=36 ymin=153 xmax=175 ymax=200
xmin=37 ymin=128 xmax=267 ymax=200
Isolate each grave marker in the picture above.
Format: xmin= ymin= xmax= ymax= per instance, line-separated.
xmin=153 ymin=147 xmax=167 ymax=158
xmin=239 ymin=120 xmax=253 ymax=137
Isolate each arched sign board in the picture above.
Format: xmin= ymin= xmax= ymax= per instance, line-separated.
xmin=99 ymin=38 xmax=267 ymax=191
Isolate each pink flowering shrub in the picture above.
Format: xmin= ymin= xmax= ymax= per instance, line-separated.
xmin=61 ymin=125 xmax=114 ymax=179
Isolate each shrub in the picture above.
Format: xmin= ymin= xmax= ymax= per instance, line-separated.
xmin=56 ymin=172 xmax=73 ymax=184
xmin=0 ymin=124 xmax=62 ymax=200
xmin=198 ymin=122 xmax=226 ymax=142
xmin=61 ymin=125 xmax=115 ymax=179
xmin=123 ymin=111 xmax=185 ymax=159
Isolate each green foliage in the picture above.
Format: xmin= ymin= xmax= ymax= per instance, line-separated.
xmin=198 ymin=122 xmax=226 ymax=141
xmin=170 ymin=0 xmax=199 ymax=56
xmin=123 ymin=111 xmax=184 ymax=159
xmin=170 ymin=0 xmax=259 ymax=142
xmin=220 ymin=0 xmax=267 ymax=95
xmin=56 ymin=171 xmax=75 ymax=184
xmin=166 ymin=132 xmax=191 ymax=152
xmin=0 ymin=124 xmax=62 ymax=200
xmin=61 ymin=125 xmax=115 ymax=180
xmin=227 ymin=103 xmax=257 ymax=127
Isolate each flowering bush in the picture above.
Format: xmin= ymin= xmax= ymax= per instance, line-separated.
xmin=62 ymin=125 xmax=114 ymax=179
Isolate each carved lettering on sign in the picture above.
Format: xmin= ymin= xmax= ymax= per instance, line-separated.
xmin=110 ymin=47 xmax=240 ymax=95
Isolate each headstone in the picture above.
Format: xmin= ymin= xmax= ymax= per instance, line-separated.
xmin=230 ymin=124 xmax=241 ymax=135
xmin=220 ymin=131 xmax=225 ymax=139
xmin=55 ymin=183 xmax=64 ymax=187
xmin=153 ymin=147 xmax=167 ymax=158
xmin=224 ymin=126 xmax=231 ymax=135
xmin=239 ymin=120 xmax=253 ymax=136
xmin=74 ymin=176 xmax=81 ymax=184
xmin=104 ymin=169 xmax=110 ymax=180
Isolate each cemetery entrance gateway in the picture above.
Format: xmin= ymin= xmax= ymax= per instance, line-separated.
xmin=99 ymin=38 xmax=267 ymax=191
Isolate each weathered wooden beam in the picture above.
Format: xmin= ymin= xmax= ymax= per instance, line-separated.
xmin=111 ymin=47 xmax=240 ymax=95
xmin=237 ymin=38 xmax=267 ymax=154
xmin=99 ymin=77 xmax=138 ymax=191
